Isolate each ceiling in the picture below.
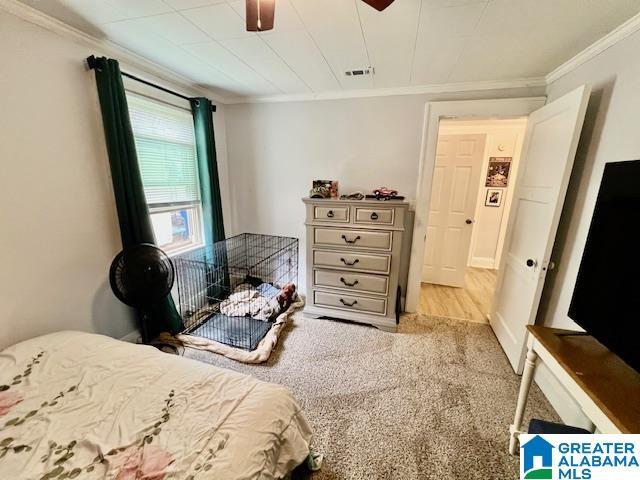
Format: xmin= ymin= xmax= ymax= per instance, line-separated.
xmin=19 ymin=0 xmax=640 ymax=101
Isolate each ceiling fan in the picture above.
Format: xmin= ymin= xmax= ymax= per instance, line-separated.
xmin=246 ymin=0 xmax=395 ymax=32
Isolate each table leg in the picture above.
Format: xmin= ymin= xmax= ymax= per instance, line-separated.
xmin=509 ymin=348 xmax=538 ymax=455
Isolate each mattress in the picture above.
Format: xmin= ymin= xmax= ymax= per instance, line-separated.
xmin=0 ymin=331 xmax=312 ymax=479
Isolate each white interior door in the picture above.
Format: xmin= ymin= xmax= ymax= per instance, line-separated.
xmin=491 ymin=85 xmax=591 ymax=373
xmin=422 ymin=134 xmax=486 ymax=287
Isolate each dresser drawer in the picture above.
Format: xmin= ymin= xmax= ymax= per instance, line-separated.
xmin=312 ymin=250 xmax=390 ymax=274
xmin=313 ymin=290 xmax=387 ymax=315
xmin=354 ymin=207 xmax=394 ymax=225
xmin=313 ymin=227 xmax=392 ymax=250
xmin=314 ymin=206 xmax=349 ymax=222
xmin=313 ymin=269 xmax=389 ymax=295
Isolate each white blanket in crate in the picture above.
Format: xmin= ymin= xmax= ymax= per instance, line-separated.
xmin=219 ymin=283 xmax=282 ymax=320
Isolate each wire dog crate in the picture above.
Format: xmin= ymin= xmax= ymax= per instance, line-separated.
xmin=174 ymin=233 xmax=298 ymax=350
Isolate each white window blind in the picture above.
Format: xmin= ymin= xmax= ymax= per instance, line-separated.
xmin=127 ymin=94 xmax=199 ymax=206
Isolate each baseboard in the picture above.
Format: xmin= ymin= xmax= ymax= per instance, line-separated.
xmin=120 ymin=330 xmax=141 ymax=344
xmin=533 ymin=363 xmax=593 ymax=430
xmin=469 ymin=257 xmax=496 ymax=269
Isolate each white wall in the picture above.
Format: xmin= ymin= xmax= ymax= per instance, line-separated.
xmin=533 ymin=27 xmax=640 ymax=426
xmin=0 ymin=10 xmax=229 ymax=349
xmin=437 ymin=119 xmax=527 ymax=270
xmin=539 ymin=29 xmax=640 ymax=331
xmin=225 ymin=86 xmax=544 ymax=292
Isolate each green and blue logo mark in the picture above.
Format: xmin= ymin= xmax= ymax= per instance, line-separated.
xmin=519 ymin=434 xmax=640 ymax=480
xmin=521 ymin=435 xmax=554 ymax=479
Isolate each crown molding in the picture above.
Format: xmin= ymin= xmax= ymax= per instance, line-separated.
xmin=4 ymin=0 xmax=640 ymax=106
xmin=546 ymin=11 xmax=640 ymax=85
xmin=224 ymin=77 xmax=547 ymax=104
xmin=0 ymin=0 xmax=230 ymax=104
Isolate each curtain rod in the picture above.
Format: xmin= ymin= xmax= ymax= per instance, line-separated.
xmin=86 ymin=55 xmax=216 ymax=112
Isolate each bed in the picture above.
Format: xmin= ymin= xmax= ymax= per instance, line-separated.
xmin=0 ymin=331 xmax=313 ymax=479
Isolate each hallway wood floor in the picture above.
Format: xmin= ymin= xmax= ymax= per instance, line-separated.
xmin=418 ymin=267 xmax=498 ymax=323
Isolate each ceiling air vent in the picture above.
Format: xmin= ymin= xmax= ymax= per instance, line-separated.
xmin=345 ymin=67 xmax=375 ymax=77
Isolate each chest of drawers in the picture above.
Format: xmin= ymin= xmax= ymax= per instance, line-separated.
xmin=303 ymin=197 xmax=409 ymax=332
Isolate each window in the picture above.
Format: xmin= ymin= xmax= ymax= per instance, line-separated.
xmin=127 ymin=93 xmax=203 ymax=254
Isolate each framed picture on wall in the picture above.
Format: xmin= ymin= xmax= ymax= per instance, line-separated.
xmin=485 ymin=157 xmax=512 ymax=187
xmin=485 ymin=189 xmax=503 ymax=207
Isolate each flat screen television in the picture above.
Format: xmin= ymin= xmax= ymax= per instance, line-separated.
xmin=568 ymin=160 xmax=640 ymax=373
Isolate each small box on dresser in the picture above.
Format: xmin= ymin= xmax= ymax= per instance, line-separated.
xmin=303 ymin=197 xmax=409 ymax=332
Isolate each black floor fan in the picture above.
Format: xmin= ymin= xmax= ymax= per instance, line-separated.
xmin=109 ymin=244 xmax=175 ymax=344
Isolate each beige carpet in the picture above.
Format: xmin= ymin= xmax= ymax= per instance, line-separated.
xmin=183 ymin=313 xmax=559 ymax=479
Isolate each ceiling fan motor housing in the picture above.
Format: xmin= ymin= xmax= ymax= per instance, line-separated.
xmin=246 ymin=0 xmax=275 ymax=32
xmin=245 ymin=0 xmax=395 ymax=32
xmin=361 ymin=0 xmax=395 ymax=11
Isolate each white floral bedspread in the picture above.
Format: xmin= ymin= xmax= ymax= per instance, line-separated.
xmin=0 ymin=331 xmax=312 ymax=479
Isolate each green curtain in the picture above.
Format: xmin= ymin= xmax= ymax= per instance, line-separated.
xmin=91 ymin=56 xmax=183 ymax=339
xmin=190 ymin=97 xmax=227 ymax=301
xmin=190 ymin=97 xmax=226 ymax=244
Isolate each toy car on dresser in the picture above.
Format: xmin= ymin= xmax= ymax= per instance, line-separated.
xmin=372 ymin=187 xmax=399 ymax=200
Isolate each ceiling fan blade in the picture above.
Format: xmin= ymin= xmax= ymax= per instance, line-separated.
xmin=246 ymin=0 xmax=275 ymax=32
xmin=361 ymin=0 xmax=395 ymax=11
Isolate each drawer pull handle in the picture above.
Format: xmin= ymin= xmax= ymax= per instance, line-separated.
xmin=341 ymin=234 xmax=361 ymax=244
xmin=340 ymin=277 xmax=359 ymax=287
xmin=340 ymin=257 xmax=359 ymax=266
xmin=370 ymin=212 xmax=378 ymax=220
xmin=327 ymin=210 xmax=334 ymax=218
xmin=340 ymin=298 xmax=358 ymax=307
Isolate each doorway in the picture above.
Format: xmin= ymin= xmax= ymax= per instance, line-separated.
xmin=406 ymin=88 xmax=590 ymax=373
xmin=418 ymin=118 xmax=528 ymax=323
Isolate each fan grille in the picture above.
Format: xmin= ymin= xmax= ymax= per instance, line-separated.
xmin=109 ymin=244 xmax=175 ymax=309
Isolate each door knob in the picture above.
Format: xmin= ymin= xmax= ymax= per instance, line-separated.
xmin=465 ymin=219 xmax=473 ymax=225
xmin=526 ymin=259 xmax=537 ymax=268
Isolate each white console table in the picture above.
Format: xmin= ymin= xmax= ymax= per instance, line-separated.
xmin=509 ymin=325 xmax=640 ymax=455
